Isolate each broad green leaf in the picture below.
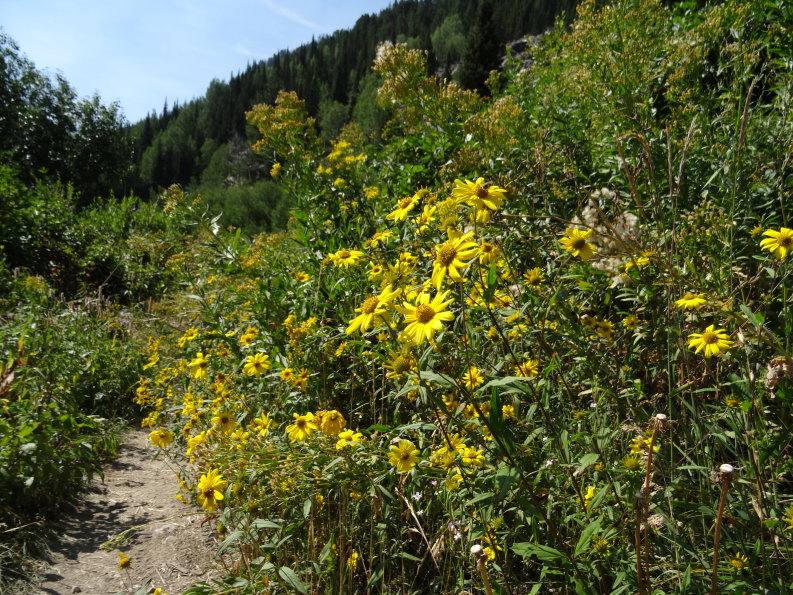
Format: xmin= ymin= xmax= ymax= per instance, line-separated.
xmin=278 ymin=566 xmax=307 ymax=594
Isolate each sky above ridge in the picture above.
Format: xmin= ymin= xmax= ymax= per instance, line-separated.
xmin=2 ymin=0 xmax=395 ymax=123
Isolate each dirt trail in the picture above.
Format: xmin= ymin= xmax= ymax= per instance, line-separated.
xmin=34 ymin=428 xmax=218 ymax=595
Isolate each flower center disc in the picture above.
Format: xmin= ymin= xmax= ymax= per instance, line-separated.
xmin=437 ymin=244 xmax=458 ymax=267
xmin=361 ymin=296 xmax=379 ymax=314
xmin=415 ymin=304 xmax=436 ymax=324
xmin=475 ymin=184 xmax=489 ymax=199
xmin=701 ymin=330 xmax=718 ymax=345
xmin=572 ymin=238 xmax=588 ymax=251
xmin=338 ymin=250 xmax=350 ymax=259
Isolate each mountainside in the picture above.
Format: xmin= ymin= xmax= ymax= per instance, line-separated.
xmin=127 ymin=0 xmax=582 ymax=210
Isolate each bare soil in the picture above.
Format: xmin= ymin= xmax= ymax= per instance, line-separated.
xmin=33 ymin=428 xmax=218 ymax=595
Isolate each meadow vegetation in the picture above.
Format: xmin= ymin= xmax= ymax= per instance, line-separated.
xmin=2 ymin=0 xmax=792 ymax=593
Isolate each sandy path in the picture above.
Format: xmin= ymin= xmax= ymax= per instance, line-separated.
xmin=35 ymin=428 xmax=218 ymax=595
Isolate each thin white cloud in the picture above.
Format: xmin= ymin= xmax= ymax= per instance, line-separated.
xmin=234 ymin=44 xmax=269 ymax=60
xmin=261 ymin=0 xmax=322 ymax=31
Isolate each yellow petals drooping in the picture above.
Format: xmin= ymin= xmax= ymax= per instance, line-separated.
xmin=317 ymin=409 xmax=346 ymax=436
xmin=687 ymin=325 xmax=734 ymax=358
xmin=188 ymin=352 xmax=209 ymax=380
xmin=345 ymin=284 xmax=400 ymax=334
xmin=396 ymin=290 xmax=455 ymax=344
xmin=675 ymin=293 xmax=707 ymax=311
xmin=149 ymin=428 xmax=175 ymax=449
xmin=386 ymin=194 xmax=420 ymax=222
xmin=559 ymin=228 xmax=596 ymax=260
xmin=452 ymin=177 xmax=507 ymax=222
xmin=117 ymin=552 xmax=132 ymax=571
xmin=759 ymin=227 xmax=793 ymax=260
xmin=388 ymin=439 xmax=420 ymax=473
xmin=431 ymin=231 xmax=479 ymax=290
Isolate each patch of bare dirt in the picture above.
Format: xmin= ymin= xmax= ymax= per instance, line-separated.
xmin=33 ymin=428 xmax=218 ymax=595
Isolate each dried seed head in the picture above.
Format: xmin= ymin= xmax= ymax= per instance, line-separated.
xmin=652 ymin=413 xmax=669 ymax=432
xmin=719 ymin=463 xmax=735 ymax=474
xmin=470 ymin=544 xmax=486 ymax=560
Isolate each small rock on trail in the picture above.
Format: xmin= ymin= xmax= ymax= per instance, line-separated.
xmin=35 ymin=428 xmax=218 ymax=595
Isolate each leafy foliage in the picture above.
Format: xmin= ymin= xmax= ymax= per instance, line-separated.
xmin=135 ymin=1 xmax=793 ymax=593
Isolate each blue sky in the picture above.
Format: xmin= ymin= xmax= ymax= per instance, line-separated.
xmin=2 ymin=0 xmax=395 ymax=123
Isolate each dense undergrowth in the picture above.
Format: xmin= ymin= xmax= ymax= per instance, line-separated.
xmin=132 ymin=1 xmax=793 ymax=593
xmin=3 ymin=0 xmax=792 ymax=593
xmin=0 ymin=165 xmax=202 ymax=587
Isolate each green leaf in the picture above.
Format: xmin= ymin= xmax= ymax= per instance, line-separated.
xmin=251 ymin=519 xmax=281 ymax=531
xmin=278 ymin=566 xmax=307 ymax=594
xmin=739 ymin=304 xmax=765 ymax=327
xmin=376 ymin=483 xmax=397 ymax=503
xmin=218 ymin=529 xmax=243 ymax=553
xmin=512 ymin=542 xmax=566 ymax=562
xmin=574 ymin=453 xmax=600 ymax=476
xmin=469 ymin=491 xmax=494 ymax=505
xmin=574 ymin=518 xmax=601 ymax=558
xmin=418 ymin=370 xmax=454 ymax=387
xmin=483 ymin=263 xmax=498 ymax=303
xmin=494 ymin=465 xmax=519 ymax=496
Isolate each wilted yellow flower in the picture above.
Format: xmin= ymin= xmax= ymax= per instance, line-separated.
xmin=384 ymin=350 xmax=416 ymax=379
xmin=117 ymin=552 xmax=132 ymax=570
xmin=594 ymin=319 xmax=614 ymax=340
xmin=317 ymin=409 xmax=346 ymax=436
xmin=623 ymin=456 xmax=643 ymax=472
xmin=188 ymin=352 xmax=209 ymax=380
xmin=729 ymin=553 xmax=749 ymax=572
xmin=149 ymin=428 xmax=175 ymax=449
